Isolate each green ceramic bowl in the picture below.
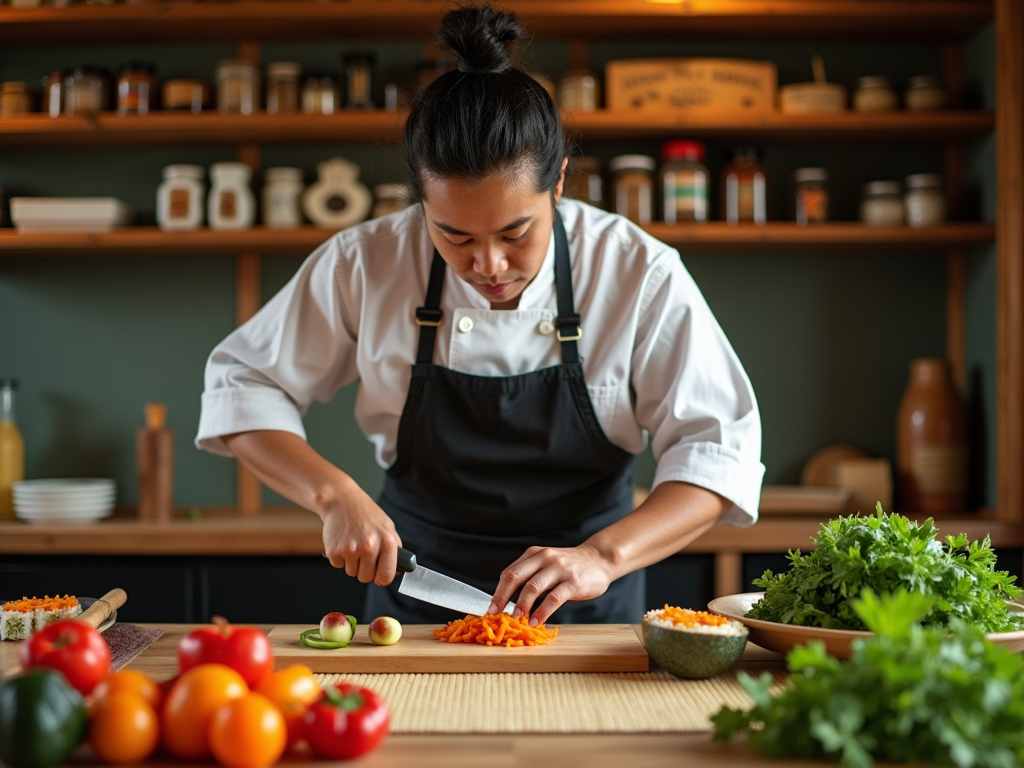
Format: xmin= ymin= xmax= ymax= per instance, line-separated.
xmin=642 ymin=617 xmax=749 ymax=679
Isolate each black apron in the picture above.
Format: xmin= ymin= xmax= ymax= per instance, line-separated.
xmin=365 ymin=211 xmax=644 ymax=624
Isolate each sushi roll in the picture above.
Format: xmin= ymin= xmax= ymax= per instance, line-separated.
xmin=33 ymin=595 xmax=81 ymax=632
xmin=1 ymin=598 xmax=36 ymax=641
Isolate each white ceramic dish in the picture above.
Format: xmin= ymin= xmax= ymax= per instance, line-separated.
xmin=14 ymin=478 xmax=115 ymax=494
xmin=14 ymin=496 xmax=115 ymax=509
xmin=15 ymin=508 xmax=114 ymax=524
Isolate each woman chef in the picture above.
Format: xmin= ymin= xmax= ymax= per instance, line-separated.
xmin=196 ymin=5 xmax=764 ymax=626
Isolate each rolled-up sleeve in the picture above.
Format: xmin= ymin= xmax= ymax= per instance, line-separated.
xmin=196 ymin=237 xmax=360 ymax=457
xmin=631 ymin=251 xmax=765 ymax=526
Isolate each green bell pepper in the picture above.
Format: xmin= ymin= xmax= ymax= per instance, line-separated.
xmin=0 ymin=668 xmax=86 ymax=768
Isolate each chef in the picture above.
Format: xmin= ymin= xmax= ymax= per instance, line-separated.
xmin=196 ymin=5 xmax=764 ymax=626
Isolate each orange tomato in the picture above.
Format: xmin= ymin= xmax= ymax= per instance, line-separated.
xmin=209 ymin=693 xmax=287 ymax=768
xmin=89 ymin=692 xmax=159 ymax=765
xmin=91 ymin=670 xmax=163 ymax=712
xmin=162 ymin=663 xmax=248 ymax=759
xmin=255 ymin=664 xmax=319 ymax=745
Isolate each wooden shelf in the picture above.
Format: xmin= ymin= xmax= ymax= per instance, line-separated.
xmin=0 ymin=110 xmax=995 ymax=149
xmin=0 ymin=223 xmax=995 ymax=257
xmin=0 ymin=1 xmax=992 ymax=46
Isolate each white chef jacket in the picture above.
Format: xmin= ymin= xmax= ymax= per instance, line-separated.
xmin=197 ymin=198 xmax=764 ymax=526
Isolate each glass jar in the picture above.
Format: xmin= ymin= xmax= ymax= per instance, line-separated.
xmin=0 ymin=82 xmax=31 ymax=116
xmin=559 ymin=68 xmax=598 ymax=112
xmin=208 ymin=162 xmax=256 ymax=230
xmin=371 ymin=183 xmax=411 ymax=219
xmin=216 ymin=59 xmax=260 ymax=115
xmin=904 ymin=75 xmax=947 ymax=112
xmin=266 ymin=61 xmax=300 ymax=115
xmin=262 ymin=167 xmax=305 ymax=229
xmin=860 ymin=180 xmax=904 ymax=226
xmin=41 ymin=71 xmax=64 ymax=117
xmin=116 ymin=61 xmax=155 ymax=116
xmin=565 ymin=156 xmax=604 ymax=209
xmin=904 ymin=173 xmax=946 ymax=228
xmin=301 ymin=72 xmax=339 ymax=115
xmin=793 ymin=167 xmax=829 ymax=225
xmin=852 ymin=76 xmax=898 ymax=113
xmin=660 ymin=140 xmax=708 ymax=224
xmin=162 ymin=79 xmax=208 ymax=113
xmin=721 ymin=146 xmax=766 ymax=225
xmin=157 ymin=164 xmax=205 ymax=232
xmin=343 ymin=51 xmax=374 ymax=109
xmin=64 ymin=67 xmax=108 ymax=115
xmin=609 ymin=155 xmax=655 ymax=225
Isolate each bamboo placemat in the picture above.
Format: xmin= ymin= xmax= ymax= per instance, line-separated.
xmin=316 ymin=669 xmax=787 ymax=734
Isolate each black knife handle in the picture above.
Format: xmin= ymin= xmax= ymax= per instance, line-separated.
xmin=397 ymin=548 xmax=417 ymax=573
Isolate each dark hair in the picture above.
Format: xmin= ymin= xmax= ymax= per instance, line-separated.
xmin=404 ymin=4 xmax=568 ymax=202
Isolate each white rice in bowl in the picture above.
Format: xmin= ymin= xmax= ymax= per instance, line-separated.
xmin=643 ymin=606 xmax=747 ymax=636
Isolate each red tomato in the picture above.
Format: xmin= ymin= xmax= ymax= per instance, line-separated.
xmin=302 ymin=684 xmax=390 ymax=760
xmin=20 ymin=619 xmax=111 ymax=695
xmin=178 ymin=617 xmax=273 ymax=688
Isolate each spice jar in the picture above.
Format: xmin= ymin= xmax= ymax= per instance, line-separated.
xmin=559 ymin=69 xmax=598 ymax=112
xmin=565 ymin=156 xmax=604 ymax=209
xmin=64 ymin=67 xmax=108 ymax=115
xmin=163 ymin=79 xmax=210 ymax=113
xmin=860 ymin=180 xmax=904 ymax=226
xmin=904 ymin=75 xmax=947 ymax=112
xmin=609 ymin=155 xmax=655 ymax=225
xmin=660 ymin=140 xmax=708 ymax=224
xmin=721 ymin=146 xmax=766 ymax=225
xmin=208 ymin=162 xmax=256 ymax=230
xmin=157 ymin=164 xmax=205 ymax=232
xmin=301 ymin=72 xmax=339 ymax=115
xmin=852 ymin=76 xmax=898 ymax=113
xmin=343 ymin=51 xmax=374 ymax=109
xmin=216 ymin=59 xmax=260 ymax=115
xmin=0 ymin=83 xmax=31 ymax=116
xmin=262 ymin=167 xmax=304 ymax=229
xmin=370 ymin=183 xmax=411 ymax=219
xmin=41 ymin=71 xmax=64 ymax=118
xmin=266 ymin=62 xmax=300 ymax=115
xmin=793 ymin=168 xmax=829 ymax=225
xmin=904 ymin=174 xmax=946 ymax=228
xmin=116 ymin=62 xmax=155 ymax=116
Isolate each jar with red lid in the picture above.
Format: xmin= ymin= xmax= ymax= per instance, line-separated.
xmin=660 ymin=140 xmax=708 ymax=224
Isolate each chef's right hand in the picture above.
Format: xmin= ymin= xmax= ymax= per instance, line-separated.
xmin=321 ymin=482 xmax=402 ymax=587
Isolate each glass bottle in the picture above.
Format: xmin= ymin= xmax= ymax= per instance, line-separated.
xmin=343 ymin=51 xmax=375 ymax=109
xmin=216 ymin=59 xmax=260 ymax=115
xmin=301 ymin=72 xmax=339 ymax=115
xmin=793 ymin=167 xmax=829 ymax=225
xmin=721 ymin=146 xmax=766 ymax=225
xmin=660 ymin=140 xmax=708 ymax=224
xmin=266 ymin=61 xmax=300 ymax=115
xmin=64 ymin=67 xmax=108 ymax=115
xmin=0 ymin=378 xmax=24 ymax=519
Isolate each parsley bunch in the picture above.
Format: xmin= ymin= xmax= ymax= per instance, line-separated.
xmin=714 ymin=590 xmax=1024 ymax=768
xmin=747 ymin=505 xmax=1022 ymax=633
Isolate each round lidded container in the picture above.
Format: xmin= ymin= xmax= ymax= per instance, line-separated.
xmin=559 ymin=68 xmax=598 ymax=112
xmin=216 ymin=59 xmax=260 ymax=115
xmin=793 ymin=167 xmax=829 ymax=225
xmin=904 ymin=173 xmax=946 ymax=228
xmin=262 ymin=167 xmax=305 ymax=229
xmin=64 ymin=67 xmax=109 ymax=115
xmin=208 ymin=162 xmax=256 ymax=230
xmin=852 ymin=75 xmax=898 ymax=113
xmin=157 ymin=164 xmax=205 ymax=232
xmin=266 ymin=61 xmax=300 ymax=115
xmin=370 ymin=183 xmax=411 ymax=219
xmin=904 ymin=75 xmax=947 ymax=112
xmin=721 ymin=146 xmax=766 ymax=225
xmin=661 ymin=140 xmax=708 ymax=224
xmin=163 ymin=79 xmax=210 ymax=113
xmin=116 ymin=61 xmax=156 ymax=116
xmin=301 ymin=71 xmax=339 ymax=115
xmin=860 ymin=180 xmax=904 ymax=226
xmin=565 ymin=156 xmax=604 ymax=209
xmin=609 ymin=154 xmax=655 ymax=225
xmin=0 ymin=82 xmax=31 ymax=116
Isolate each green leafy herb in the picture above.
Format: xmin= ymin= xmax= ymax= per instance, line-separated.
xmin=748 ymin=505 xmax=1023 ymax=633
xmin=714 ymin=589 xmax=1024 ymax=768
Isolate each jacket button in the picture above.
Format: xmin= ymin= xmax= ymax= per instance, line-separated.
xmin=538 ymin=320 xmax=554 ymax=335
xmin=458 ymin=316 xmax=474 ymax=333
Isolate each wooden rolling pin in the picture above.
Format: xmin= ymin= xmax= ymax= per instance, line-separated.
xmin=76 ymin=589 xmax=127 ymax=630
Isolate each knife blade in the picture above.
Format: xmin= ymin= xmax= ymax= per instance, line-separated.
xmin=396 ymin=548 xmax=516 ymax=617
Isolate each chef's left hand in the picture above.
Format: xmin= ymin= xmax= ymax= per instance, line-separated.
xmin=487 ymin=544 xmax=614 ymax=626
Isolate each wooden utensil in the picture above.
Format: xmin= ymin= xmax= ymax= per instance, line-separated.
xmin=76 ymin=588 xmax=126 ymax=630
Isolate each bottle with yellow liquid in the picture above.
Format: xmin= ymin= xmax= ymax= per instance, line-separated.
xmin=0 ymin=378 xmax=24 ymax=518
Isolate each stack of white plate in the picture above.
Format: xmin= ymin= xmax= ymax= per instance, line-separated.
xmin=13 ymin=479 xmax=116 ymax=524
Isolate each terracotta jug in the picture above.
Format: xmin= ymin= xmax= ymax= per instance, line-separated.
xmin=896 ymin=359 xmax=968 ymax=513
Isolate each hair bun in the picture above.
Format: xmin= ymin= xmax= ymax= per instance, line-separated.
xmin=436 ymin=4 xmax=525 ymax=75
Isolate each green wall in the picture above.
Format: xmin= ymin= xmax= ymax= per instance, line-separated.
xmin=0 ymin=25 xmax=997 ymax=510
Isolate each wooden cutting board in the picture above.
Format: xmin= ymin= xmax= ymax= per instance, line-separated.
xmin=268 ymin=624 xmax=649 ymax=673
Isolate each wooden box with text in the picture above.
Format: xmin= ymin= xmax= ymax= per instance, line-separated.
xmin=605 ymin=58 xmax=777 ymax=114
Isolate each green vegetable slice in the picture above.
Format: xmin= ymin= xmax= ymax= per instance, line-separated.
xmin=300 ymin=615 xmax=357 ymax=649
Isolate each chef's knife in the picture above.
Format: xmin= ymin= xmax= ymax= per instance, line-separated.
xmin=396 ymin=548 xmax=516 ymax=617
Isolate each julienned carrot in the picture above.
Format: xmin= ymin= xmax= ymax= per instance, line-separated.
xmin=433 ymin=613 xmax=559 ymax=648
xmin=653 ymin=605 xmax=729 ymax=628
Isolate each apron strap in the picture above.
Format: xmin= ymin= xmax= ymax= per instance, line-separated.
xmin=415 ymin=252 xmax=448 ymax=365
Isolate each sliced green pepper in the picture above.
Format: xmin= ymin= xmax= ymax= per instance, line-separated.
xmin=301 ymin=615 xmax=357 ymax=649
xmin=0 ymin=669 xmax=86 ymax=768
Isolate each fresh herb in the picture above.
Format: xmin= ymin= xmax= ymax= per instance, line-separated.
xmin=714 ymin=589 xmax=1024 ymax=768
xmin=748 ymin=505 xmax=1023 ymax=633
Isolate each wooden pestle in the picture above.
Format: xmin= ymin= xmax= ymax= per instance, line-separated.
xmin=75 ymin=588 xmax=127 ymax=630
